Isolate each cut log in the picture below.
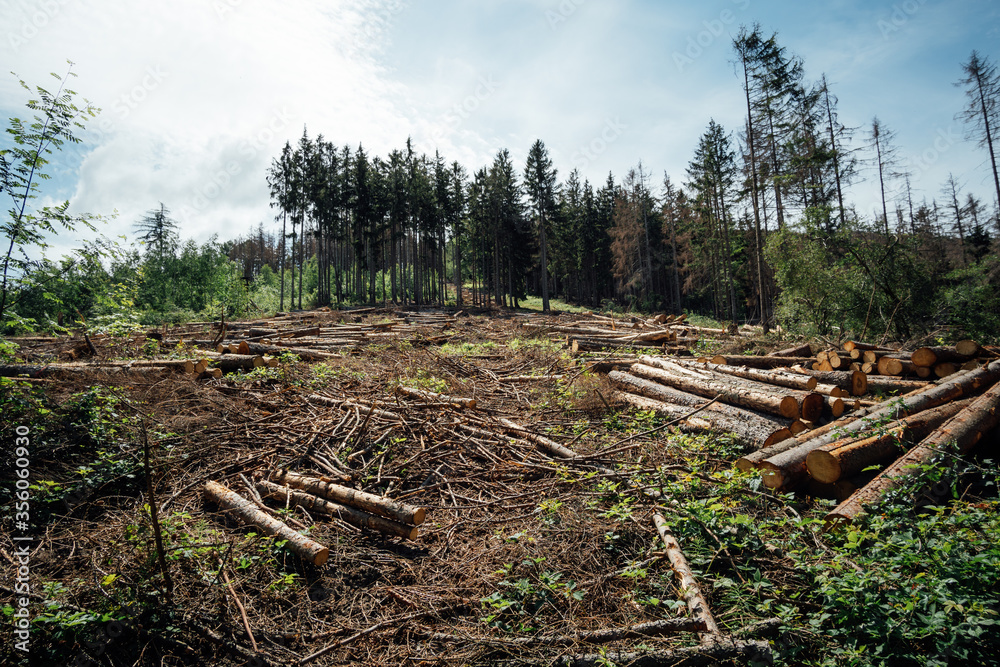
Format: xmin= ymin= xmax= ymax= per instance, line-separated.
xmin=789 ymin=366 xmax=868 ymax=396
xmin=210 ymin=354 xmax=265 ymax=373
xmin=614 ymin=391 xmax=779 ymax=447
xmin=877 ymin=356 xmax=919 ymax=376
xmin=653 ymin=514 xmax=720 ymax=643
xmin=0 ymin=363 xmax=169 ymax=378
xmin=772 ymin=343 xmax=812 ymax=358
xmin=666 ymin=357 xmax=818 ymax=392
xmin=256 ymin=480 xmax=417 ymax=540
xmin=394 ymin=385 xmax=476 ymax=409
xmin=844 ymin=341 xmax=897 ymax=354
xmin=498 ymin=418 xmax=581 ymax=459
xmin=805 ymin=399 xmax=972 ymax=484
xmin=269 ymin=470 xmax=426 ymax=525
xmin=608 ymin=370 xmax=782 ymax=425
xmin=756 ymin=360 xmax=1000 ymax=490
xmin=635 ymin=358 xmax=812 ymax=420
xmin=203 ymin=481 xmax=329 ymax=565
xmin=910 ymin=345 xmax=976 ymax=368
xmin=709 ymin=355 xmax=815 ymax=369
xmin=129 ymin=359 xmax=197 ymax=373
xmin=304 ymin=394 xmax=402 ymax=421
xmin=827 ymin=378 xmax=1000 ymax=525
xmin=243 ymin=342 xmax=342 ymax=361
xmin=955 ymin=339 xmax=980 ymax=357
xmin=496 ymin=375 xmax=565 ymax=383
xmin=933 ymin=362 xmax=958 ymax=378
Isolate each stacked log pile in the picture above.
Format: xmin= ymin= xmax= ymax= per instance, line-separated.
xmin=735 ymin=359 xmax=1000 ymax=523
xmin=811 ymin=339 xmax=994 ymax=379
xmin=519 ymin=312 xmax=750 ymax=357
xmin=600 ymin=335 xmax=1000 ymax=522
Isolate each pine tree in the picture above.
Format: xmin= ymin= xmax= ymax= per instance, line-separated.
xmin=956 ymin=51 xmax=1000 ymax=225
xmin=524 ymin=140 xmax=558 ymax=312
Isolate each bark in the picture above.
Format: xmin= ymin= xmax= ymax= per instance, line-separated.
xmin=256 ymin=479 xmax=417 ymax=540
xmin=609 ymin=371 xmax=785 ymax=428
xmin=827 ymin=378 xmax=1000 ymax=525
xmin=756 ymin=360 xmax=1000 ymax=489
xmin=497 ymin=418 xmax=581 ymax=459
xmin=665 ymin=357 xmax=818 ymax=392
xmin=708 ymin=355 xmax=815 ymax=369
xmin=652 ymin=514 xmax=720 ymax=643
xmin=394 ymin=385 xmax=476 ymax=409
xmin=614 ymin=391 xmax=777 ymax=447
xmin=269 ymin=470 xmax=425 ymax=525
xmin=805 ymin=399 xmax=971 ymax=484
xmin=634 ymin=357 xmax=813 ymax=420
xmin=204 ymin=480 xmax=329 ymax=565
xmin=787 ymin=366 xmax=869 ymax=396
xmin=210 ymin=354 xmax=265 ymax=373
xmin=910 ymin=345 xmax=977 ymax=368
xmin=243 ymin=342 xmax=343 ymax=361
xmin=772 ymin=343 xmax=813 ymax=357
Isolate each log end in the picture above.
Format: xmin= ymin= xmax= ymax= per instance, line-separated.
xmin=312 ymin=547 xmax=331 ymax=566
xmin=779 ymin=396 xmax=800 ymax=420
xmin=955 ymin=339 xmax=980 ymax=357
xmin=851 ymin=371 xmax=868 ymax=397
xmin=805 ymin=450 xmax=842 ymax=485
xmin=758 ymin=463 xmax=785 ymax=489
xmin=411 ymin=507 xmax=427 ymax=526
xmin=800 ymin=393 xmax=824 ymax=421
xmin=828 ymin=397 xmax=845 ymax=418
xmin=910 ymin=347 xmax=937 ymax=368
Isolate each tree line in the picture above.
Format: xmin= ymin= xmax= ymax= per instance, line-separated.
xmin=3 ymin=34 xmax=999 ymax=340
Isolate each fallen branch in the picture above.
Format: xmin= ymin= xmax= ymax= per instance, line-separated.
xmin=204 ymin=481 xmax=329 ymax=565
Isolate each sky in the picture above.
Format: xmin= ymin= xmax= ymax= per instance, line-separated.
xmin=1 ymin=0 xmax=998 ymax=259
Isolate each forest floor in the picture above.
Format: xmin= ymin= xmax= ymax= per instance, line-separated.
xmin=2 ymin=307 xmax=998 ymax=666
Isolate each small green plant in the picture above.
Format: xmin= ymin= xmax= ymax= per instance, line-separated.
xmin=481 ymin=559 xmax=586 ymax=633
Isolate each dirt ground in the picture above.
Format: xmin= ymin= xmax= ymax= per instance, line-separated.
xmin=2 ymin=309 xmax=799 ymax=666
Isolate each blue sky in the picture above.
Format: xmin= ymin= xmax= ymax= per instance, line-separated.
xmin=1 ymin=0 xmax=997 ymax=258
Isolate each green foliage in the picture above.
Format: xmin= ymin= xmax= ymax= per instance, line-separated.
xmin=1 ymin=65 xmax=104 ymax=329
xmin=939 ymin=254 xmax=1000 ymax=340
xmin=481 ymin=558 xmax=586 ymax=633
